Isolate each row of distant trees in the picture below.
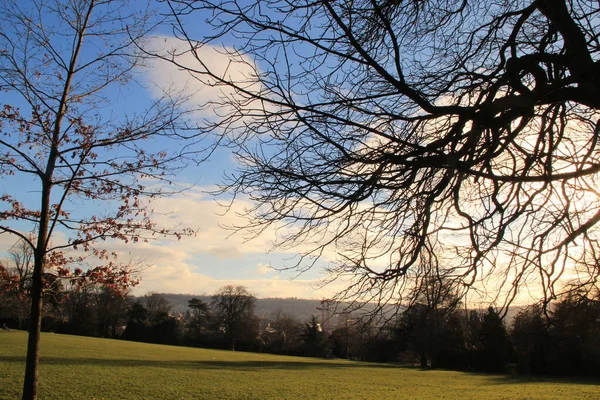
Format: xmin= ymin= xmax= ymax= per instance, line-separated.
xmin=2 ymin=248 xmax=600 ymax=376
xmin=359 ymin=280 xmax=600 ymax=377
xmin=0 ymin=256 xmax=314 ymax=355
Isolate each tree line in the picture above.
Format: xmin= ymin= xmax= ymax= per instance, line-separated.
xmin=2 ymin=257 xmax=599 ymax=377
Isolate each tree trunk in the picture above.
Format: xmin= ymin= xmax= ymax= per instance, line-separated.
xmin=22 ymin=256 xmax=45 ymax=400
xmin=420 ymin=350 xmax=428 ymax=368
xmin=22 ymin=173 xmax=53 ymax=400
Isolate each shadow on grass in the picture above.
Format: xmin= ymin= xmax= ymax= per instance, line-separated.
xmin=485 ymin=373 xmax=600 ymax=387
xmin=0 ymin=355 xmax=403 ymax=372
xmin=3 ymin=354 xmax=598 ymax=387
xmin=418 ymin=367 xmax=600 ymax=387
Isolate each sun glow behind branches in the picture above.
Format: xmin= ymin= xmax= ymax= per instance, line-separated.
xmin=137 ymin=23 xmax=600 ymax=309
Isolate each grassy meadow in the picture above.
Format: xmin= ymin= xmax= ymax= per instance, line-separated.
xmin=1 ymin=330 xmax=599 ymax=399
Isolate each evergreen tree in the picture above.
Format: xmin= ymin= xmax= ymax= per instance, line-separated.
xmin=478 ymin=307 xmax=513 ymax=372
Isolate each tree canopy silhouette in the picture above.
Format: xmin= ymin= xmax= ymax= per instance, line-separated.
xmin=166 ymin=0 xmax=600 ymax=310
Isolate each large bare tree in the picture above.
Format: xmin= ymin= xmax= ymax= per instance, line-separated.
xmin=164 ymin=0 xmax=600 ymax=312
xmin=0 ymin=1 xmax=203 ymax=398
xmin=212 ymin=284 xmax=256 ymax=351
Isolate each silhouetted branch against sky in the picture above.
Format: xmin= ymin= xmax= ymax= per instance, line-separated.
xmin=161 ymin=0 xmax=600 ymax=312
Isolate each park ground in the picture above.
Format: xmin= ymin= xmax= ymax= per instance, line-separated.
xmin=1 ymin=330 xmax=599 ymax=399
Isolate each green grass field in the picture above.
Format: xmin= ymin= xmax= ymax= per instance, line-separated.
xmin=1 ymin=331 xmax=599 ymax=399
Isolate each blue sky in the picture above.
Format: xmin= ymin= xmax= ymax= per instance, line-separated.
xmin=0 ymin=1 xmax=341 ymax=300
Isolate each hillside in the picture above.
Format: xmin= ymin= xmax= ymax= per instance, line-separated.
xmin=138 ymin=293 xmax=524 ymax=325
xmin=139 ymin=293 xmax=325 ymax=322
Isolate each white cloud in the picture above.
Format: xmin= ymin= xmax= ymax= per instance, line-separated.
xmin=143 ymin=191 xmax=275 ymax=257
xmin=130 ymin=256 xmax=340 ymax=299
xmin=142 ymin=35 xmax=262 ymax=122
xmin=207 ymin=246 xmax=242 ymax=260
xmin=71 ymin=187 xmax=338 ymax=299
xmin=256 ymin=262 xmax=271 ymax=275
xmin=137 ymin=188 xmax=348 ymax=263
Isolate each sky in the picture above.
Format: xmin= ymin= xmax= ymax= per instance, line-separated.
xmin=122 ymin=27 xmax=344 ymax=299
xmin=0 ymin=0 xmax=341 ymax=301
xmin=110 ymin=189 xmax=345 ymax=298
xmin=1 ymin=0 xmax=583 ymax=306
xmin=0 ymin=0 xmax=546 ymax=307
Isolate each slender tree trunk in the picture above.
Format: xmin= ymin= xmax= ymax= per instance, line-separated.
xmin=22 ymin=254 xmax=45 ymax=400
xmin=22 ymin=151 xmax=54 ymax=400
xmin=420 ymin=349 xmax=428 ymax=368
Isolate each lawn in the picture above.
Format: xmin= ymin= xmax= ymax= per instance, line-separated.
xmin=1 ymin=331 xmax=599 ymax=399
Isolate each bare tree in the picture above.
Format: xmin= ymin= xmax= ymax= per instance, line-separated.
xmin=267 ymin=309 xmax=302 ymax=355
xmin=7 ymin=238 xmax=34 ymax=292
xmin=212 ymin=284 xmax=256 ymax=350
xmin=0 ymin=1 xmax=203 ymax=398
xmin=163 ymin=0 xmax=600 ymax=312
xmin=144 ymin=292 xmax=172 ymax=323
xmin=404 ymin=273 xmax=463 ymax=368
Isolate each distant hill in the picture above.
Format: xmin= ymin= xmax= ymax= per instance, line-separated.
xmin=134 ymin=292 xmax=524 ymax=325
xmin=134 ymin=293 xmax=325 ymax=322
